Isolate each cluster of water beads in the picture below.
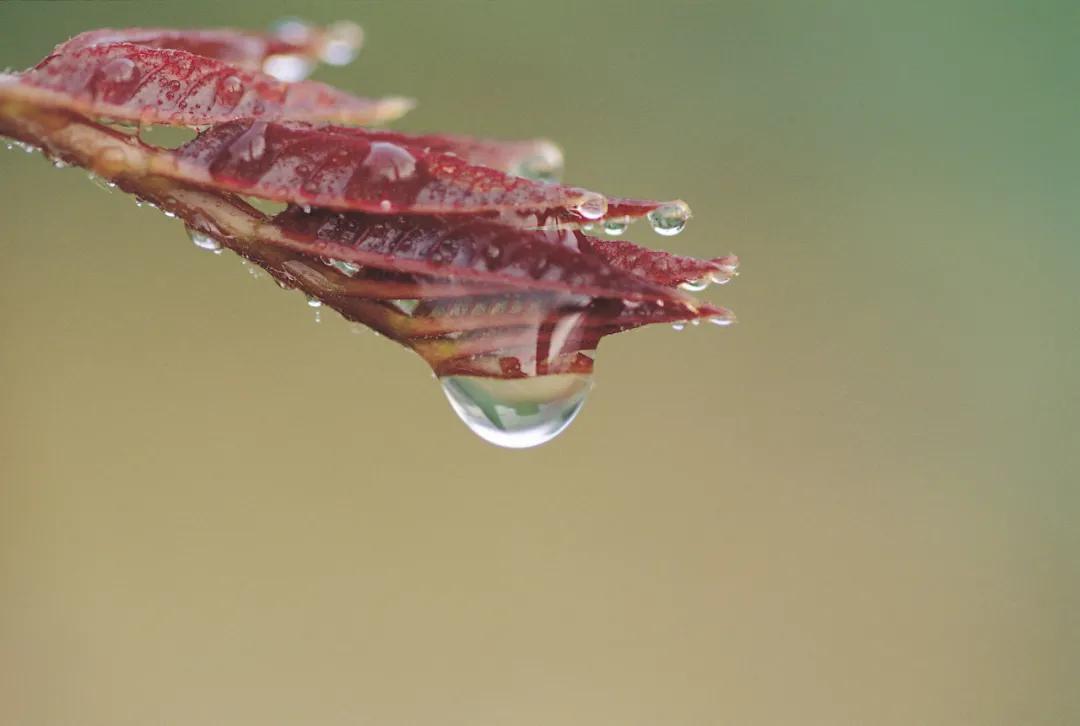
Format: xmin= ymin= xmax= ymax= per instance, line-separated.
xmin=584 ymin=200 xmax=692 ymax=238
xmin=671 ymin=310 xmax=736 ymax=331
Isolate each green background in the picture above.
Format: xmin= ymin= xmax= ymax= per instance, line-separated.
xmin=1 ymin=2 xmax=1076 ymax=724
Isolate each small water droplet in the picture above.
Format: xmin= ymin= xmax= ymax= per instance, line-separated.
xmin=272 ymin=17 xmax=315 ymax=43
xmin=709 ymin=312 xmax=736 ymax=327
xmin=325 ymin=258 xmax=360 ymax=276
xmin=513 ymin=141 xmax=564 ymax=182
xmin=219 ymin=75 xmax=245 ymax=106
xmin=574 ymin=192 xmax=608 ymax=221
xmin=162 ymin=209 xmax=177 ymax=219
xmin=101 ymin=56 xmax=136 ymax=83
xmin=262 ymin=54 xmax=315 ymax=82
xmin=647 ymin=200 xmax=691 ymax=236
xmin=362 ymin=142 xmax=417 ymax=182
xmin=51 ymin=158 xmax=68 ymax=169
xmin=440 ymin=373 xmax=593 ymax=448
xmin=672 ymin=322 xmax=685 ymax=331
xmin=678 ymin=278 xmax=710 ymax=292
xmin=306 ymin=295 xmax=323 ymax=308
xmin=87 ymin=173 xmax=116 ymax=193
xmin=603 ymin=216 xmax=630 ymax=236
xmin=241 ymin=259 xmax=265 ymax=278
xmin=389 ymin=299 xmax=419 ymax=316
xmin=230 ymin=121 xmax=267 ymax=161
xmin=319 ymin=21 xmax=363 ymax=65
xmin=186 ymin=226 xmax=223 ymax=253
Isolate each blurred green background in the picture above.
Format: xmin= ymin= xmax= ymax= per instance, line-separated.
xmin=1 ymin=1 xmax=1076 ymax=724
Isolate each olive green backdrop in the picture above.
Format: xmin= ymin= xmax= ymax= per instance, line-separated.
xmin=1 ymin=2 xmax=1076 ymax=725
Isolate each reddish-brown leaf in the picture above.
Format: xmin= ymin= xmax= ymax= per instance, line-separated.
xmin=267 ymin=206 xmax=701 ymax=304
xmin=53 ymin=26 xmax=332 ymax=70
xmin=158 ymin=120 xmax=672 ymax=221
xmin=14 ymin=43 xmax=411 ymax=127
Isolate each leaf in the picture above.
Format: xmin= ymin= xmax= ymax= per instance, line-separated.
xmin=267 ymin=205 xmax=699 ymax=303
xmin=13 ymin=42 xmax=411 ymax=127
xmin=0 ymin=22 xmax=738 ymax=390
xmin=52 ymin=23 xmax=361 ymax=71
xmin=156 ymin=119 xmax=676 ymax=222
xmin=581 ymin=238 xmax=739 ymax=288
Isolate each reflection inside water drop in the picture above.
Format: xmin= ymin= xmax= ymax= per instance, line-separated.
xmin=440 ymin=373 xmax=593 ymax=449
xmin=646 ymin=200 xmax=690 ymax=236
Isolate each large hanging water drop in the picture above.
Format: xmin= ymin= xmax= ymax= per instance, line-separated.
xmin=440 ymin=373 xmax=593 ymax=448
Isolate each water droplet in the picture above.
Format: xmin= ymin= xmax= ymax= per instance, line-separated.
xmin=574 ymin=192 xmax=608 ymax=221
xmin=603 ymin=216 xmax=630 ymax=236
xmin=325 ymin=258 xmax=360 ymax=276
xmin=672 ymin=322 xmax=685 ymax=331
xmin=319 ymin=21 xmax=363 ymax=65
xmin=241 ymin=259 xmax=265 ymax=278
xmin=219 ymin=75 xmax=244 ymax=106
xmin=87 ymin=173 xmax=116 ymax=193
xmin=709 ymin=312 xmax=736 ymax=327
xmin=306 ymin=295 xmax=322 ymax=308
xmin=262 ymin=54 xmax=315 ymax=82
xmin=647 ymin=200 xmax=691 ymax=236
xmin=162 ymin=209 xmax=177 ymax=219
xmin=229 ymin=121 xmax=267 ymax=161
xmin=51 ymin=158 xmax=68 ymax=169
xmin=389 ymin=299 xmax=419 ymax=316
xmin=101 ymin=57 xmax=136 ymax=83
xmin=186 ymin=226 xmax=223 ymax=253
xmin=513 ymin=141 xmax=564 ymax=182
xmin=271 ymin=17 xmax=315 ymax=44
xmin=581 ymin=222 xmax=595 ymax=232
xmin=440 ymin=373 xmax=593 ymax=448
xmin=678 ymin=278 xmax=709 ymax=292
xmin=361 ymin=142 xmax=417 ymax=182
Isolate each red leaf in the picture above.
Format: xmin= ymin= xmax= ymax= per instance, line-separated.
xmin=581 ymin=238 xmax=738 ymax=288
xmin=15 ymin=42 xmax=411 ymax=127
xmin=267 ymin=206 xmax=700 ymax=304
xmin=160 ymin=120 xmax=672 ymax=221
xmin=53 ymin=24 xmax=352 ymax=70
